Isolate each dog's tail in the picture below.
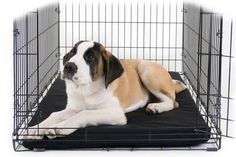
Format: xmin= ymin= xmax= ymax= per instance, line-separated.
xmin=173 ymin=80 xmax=187 ymax=94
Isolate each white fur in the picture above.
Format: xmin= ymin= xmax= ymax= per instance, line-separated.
xmin=146 ymin=92 xmax=174 ymax=113
xmin=45 ymin=77 xmax=127 ymax=138
xmin=124 ymin=97 xmax=149 ymax=113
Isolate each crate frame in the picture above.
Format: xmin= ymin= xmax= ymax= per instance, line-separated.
xmin=13 ymin=2 xmax=234 ymax=151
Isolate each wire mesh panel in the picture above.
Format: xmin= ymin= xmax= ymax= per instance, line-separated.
xmin=59 ymin=1 xmax=183 ymax=72
xmin=13 ymin=14 xmax=38 ymax=148
xmin=183 ymin=2 xmax=235 ymax=146
xmin=38 ymin=5 xmax=60 ymax=94
xmin=220 ymin=20 xmax=235 ymax=138
xmin=182 ymin=3 xmax=236 ymax=149
xmin=13 ymin=4 xmax=60 ymax=150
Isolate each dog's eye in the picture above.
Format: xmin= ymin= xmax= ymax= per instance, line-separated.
xmin=85 ymin=53 xmax=95 ymax=63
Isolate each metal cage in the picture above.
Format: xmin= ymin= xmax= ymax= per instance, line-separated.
xmin=13 ymin=4 xmax=60 ymax=150
xmin=13 ymin=1 xmax=234 ymax=151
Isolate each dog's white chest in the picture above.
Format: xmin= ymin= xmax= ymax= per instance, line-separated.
xmin=83 ymin=90 xmax=110 ymax=109
xmin=66 ymin=80 xmax=116 ymax=110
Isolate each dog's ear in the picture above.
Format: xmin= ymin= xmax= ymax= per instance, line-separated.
xmin=100 ymin=47 xmax=124 ymax=88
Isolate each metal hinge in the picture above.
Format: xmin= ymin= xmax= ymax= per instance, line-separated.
xmin=55 ymin=53 xmax=60 ymax=58
xmin=182 ymin=8 xmax=187 ymax=13
xmin=55 ymin=8 xmax=60 ymax=14
xmin=181 ymin=53 xmax=187 ymax=58
xmin=13 ymin=29 xmax=20 ymax=37
xmin=216 ymin=30 xmax=223 ymax=38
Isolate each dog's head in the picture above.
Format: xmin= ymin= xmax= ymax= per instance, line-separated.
xmin=62 ymin=41 xmax=124 ymax=88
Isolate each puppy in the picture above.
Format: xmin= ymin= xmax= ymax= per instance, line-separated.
xmin=25 ymin=41 xmax=186 ymax=139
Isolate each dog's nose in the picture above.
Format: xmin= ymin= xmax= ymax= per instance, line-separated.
xmin=64 ymin=62 xmax=77 ymax=73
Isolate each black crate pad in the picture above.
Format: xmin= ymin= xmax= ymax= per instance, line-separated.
xmin=23 ymin=72 xmax=210 ymax=150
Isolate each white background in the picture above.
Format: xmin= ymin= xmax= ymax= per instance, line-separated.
xmin=0 ymin=0 xmax=236 ymax=156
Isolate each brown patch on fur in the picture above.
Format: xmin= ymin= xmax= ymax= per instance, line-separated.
xmin=100 ymin=48 xmax=124 ymax=88
xmin=90 ymin=45 xmax=110 ymax=81
xmin=109 ymin=60 xmax=179 ymax=111
xmin=91 ymin=45 xmax=123 ymax=88
xmin=108 ymin=60 xmax=149 ymax=110
xmin=138 ymin=61 xmax=176 ymax=96
xmin=137 ymin=61 xmax=180 ymax=109
xmin=91 ymin=54 xmax=104 ymax=81
xmin=97 ymin=47 xmax=178 ymax=111
xmin=100 ymin=46 xmax=112 ymax=62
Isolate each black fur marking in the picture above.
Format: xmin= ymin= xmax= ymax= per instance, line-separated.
xmin=83 ymin=44 xmax=100 ymax=80
xmin=103 ymin=54 xmax=124 ymax=88
xmin=63 ymin=40 xmax=87 ymax=65
xmin=63 ymin=62 xmax=78 ymax=80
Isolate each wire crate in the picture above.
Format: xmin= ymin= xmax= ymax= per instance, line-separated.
xmin=13 ymin=1 xmax=235 ymax=151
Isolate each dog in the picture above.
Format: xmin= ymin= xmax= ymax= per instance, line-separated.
xmin=25 ymin=40 xmax=186 ymax=139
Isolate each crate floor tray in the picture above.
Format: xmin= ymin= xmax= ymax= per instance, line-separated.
xmin=23 ymin=72 xmax=210 ymax=150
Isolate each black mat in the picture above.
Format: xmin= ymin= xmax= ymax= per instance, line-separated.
xmin=23 ymin=72 xmax=210 ymax=150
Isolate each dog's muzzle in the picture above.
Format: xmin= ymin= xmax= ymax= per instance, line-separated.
xmin=63 ymin=62 xmax=78 ymax=80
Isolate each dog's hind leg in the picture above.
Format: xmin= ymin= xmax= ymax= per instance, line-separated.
xmin=137 ymin=61 xmax=178 ymax=114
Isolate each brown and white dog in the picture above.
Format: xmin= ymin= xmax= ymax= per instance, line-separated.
xmin=26 ymin=41 xmax=186 ymax=139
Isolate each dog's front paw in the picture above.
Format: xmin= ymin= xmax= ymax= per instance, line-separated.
xmin=46 ymin=123 xmax=76 ymax=139
xmin=46 ymin=128 xmax=62 ymax=139
xmin=22 ymin=126 xmax=45 ymax=140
